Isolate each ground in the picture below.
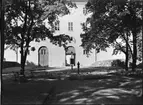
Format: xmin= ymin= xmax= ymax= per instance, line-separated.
xmin=2 ymin=66 xmax=143 ymax=105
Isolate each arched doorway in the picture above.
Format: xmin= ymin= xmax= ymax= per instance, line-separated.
xmin=38 ymin=46 xmax=49 ymax=67
xmin=65 ymin=46 xmax=76 ymax=66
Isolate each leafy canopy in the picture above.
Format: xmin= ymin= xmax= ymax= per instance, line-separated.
xmin=4 ymin=0 xmax=77 ymax=50
xmin=80 ymin=0 xmax=142 ymax=56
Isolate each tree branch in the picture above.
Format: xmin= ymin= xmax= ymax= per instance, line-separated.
xmin=21 ymin=1 xmax=28 ymax=39
xmin=114 ymin=40 xmax=126 ymax=54
xmin=120 ymin=32 xmax=133 ymax=56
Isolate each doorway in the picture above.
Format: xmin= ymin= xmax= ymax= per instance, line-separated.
xmin=38 ymin=46 xmax=49 ymax=67
xmin=65 ymin=46 xmax=76 ymax=66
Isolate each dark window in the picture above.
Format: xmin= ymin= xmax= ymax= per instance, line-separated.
xmin=55 ymin=20 xmax=60 ymax=31
xmin=41 ymin=49 xmax=43 ymax=55
xmin=41 ymin=49 xmax=46 ymax=55
xmin=43 ymin=49 xmax=46 ymax=55
xmin=68 ymin=22 xmax=73 ymax=31
xmin=83 ymin=50 xmax=87 ymax=55
xmin=83 ymin=7 xmax=87 ymax=15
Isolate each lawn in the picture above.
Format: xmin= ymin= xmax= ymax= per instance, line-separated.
xmin=2 ymin=66 xmax=63 ymax=75
xmin=2 ymin=67 xmax=143 ymax=105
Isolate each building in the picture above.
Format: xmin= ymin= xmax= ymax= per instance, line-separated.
xmin=4 ymin=0 xmax=125 ymax=67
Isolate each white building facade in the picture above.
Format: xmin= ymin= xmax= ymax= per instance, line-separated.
xmin=4 ymin=0 xmax=125 ymax=67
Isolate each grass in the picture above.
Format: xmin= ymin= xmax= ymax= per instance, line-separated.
xmin=2 ymin=66 xmax=143 ymax=105
xmin=2 ymin=66 xmax=33 ymax=74
xmin=2 ymin=66 xmax=61 ymax=74
xmin=2 ymin=75 xmax=142 ymax=105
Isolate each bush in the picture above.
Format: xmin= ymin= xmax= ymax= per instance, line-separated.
xmin=68 ymin=74 xmax=111 ymax=80
xmin=137 ymin=63 xmax=143 ymax=68
xmin=129 ymin=62 xmax=133 ymax=68
xmin=129 ymin=62 xmax=143 ymax=68
xmin=26 ymin=61 xmax=37 ymax=67
xmin=3 ymin=61 xmax=20 ymax=68
xmin=111 ymin=59 xmax=125 ymax=68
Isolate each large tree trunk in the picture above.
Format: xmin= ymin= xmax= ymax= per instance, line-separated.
xmin=21 ymin=55 xmax=27 ymax=75
xmin=121 ymin=32 xmax=133 ymax=70
xmin=20 ymin=45 xmax=24 ymax=75
xmin=20 ymin=44 xmax=29 ymax=75
xmin=125 ymin=50 xmax=128 ymax=71
xmin=1 ymin=0 xmax=5 ymax=71
xmin=142 ymin=29 xmax=143 ymax=72
xmin=125 ymin=32 xmax=129 ymax=71
xmin=132 ymin=30 xmax=137 ymax=72
xmin=1 ymin=0 xmax=5 ymax=93
xmin=125 ymin=54 xmax=128 ymax=71
xmin=140 ymin=0 xmax=143 ymax=98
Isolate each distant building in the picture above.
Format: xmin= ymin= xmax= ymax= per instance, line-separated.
xmin=4 ymin=0 xmax=125 ymax=67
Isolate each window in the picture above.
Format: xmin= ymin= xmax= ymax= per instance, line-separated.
xmin=43 ymin=49 xmax=46 ymax=55
xmin=41 ymin=49 xmax=43 ymax=55
xmin=55 ymin=20 xmax=60 ymax=31
xmin=83 ymin=50 xmax=87 ymax=55
xmin=83 ymin=8 xmax=87 ymax=15
xmin=68 ymin=22 xmax=73 ymax=31
xmin=41 ymin=49 xmax=46 ymax=55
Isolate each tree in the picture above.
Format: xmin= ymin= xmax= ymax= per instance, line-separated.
xmin=1 ymin=0 xmax=18 ymax=70
xmin=80 ymin=0 xmax=142 ymax=71
xmin=125 ymin=1 xmax=142 ymax=71
xmin=0 ymin=0 xmax=5 ymax=71
xmin=112 ymin=31 xmax=133 ymax=71
xmin=4 ymin=0 xmax=76 ymax=75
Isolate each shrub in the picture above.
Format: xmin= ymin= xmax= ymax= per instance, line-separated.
xmin=3 ymin=61 xmax=20 ymax=68
xmin=129 ymin=62 xmax=133 ymax=68
xmin=26 ymin=61 xmax=37 ymax=67
xmin=137 ymin=63 xmax=143 ymax=68
xmin=111 ymin=59 xmax=125 ymax=68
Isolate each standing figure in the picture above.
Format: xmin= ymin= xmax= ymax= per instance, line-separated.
xmin=71 ymin=52 xmax=74 ymax=70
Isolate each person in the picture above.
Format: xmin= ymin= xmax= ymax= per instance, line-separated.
xmin=77 ymin=62 xmax=80 ymax=74
xmin=70 ymin=52 xmax=74 ymax=70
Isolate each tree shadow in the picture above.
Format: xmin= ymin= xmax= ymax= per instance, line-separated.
xmin=2 ymin=70 xmax=142 ymax=105
xmin=52 ymin=76 xmax=142 ymax=104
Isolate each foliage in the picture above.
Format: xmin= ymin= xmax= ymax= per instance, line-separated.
xmin=5 ymin=0 xmax=76 ymax=47
xmin=31 ymin=46 xmax=36 ymax=51
xmin=80 ymin=0 xmax=120 ymax=54
xmin=81 ymin=0 xmax=142 ymax=71
xmin=4 ymin=0 xmax=76 ymax=75
xmin=81 ymin=0 xmax=142 ymax=52
xmin=3 ymin=61 xmax=20 ymax=68
xmin=26 ymin=60 xmax=37 ymax=67
xmin=137 ymin=63 xmax=143 ymax=68
xmin=111 ymin=59 xmax=125 ymax=68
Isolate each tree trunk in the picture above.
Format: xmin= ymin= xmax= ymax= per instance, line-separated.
xmin=20 ymin=45 xmax=29 ymax=75
xmin=140 ymin=0 xmax=143 ymax=97
xmin=132 ymin=30 xmax=137 ymax=72
xmin=142 ymin=29 xmax=143 ymax=72
xmin=1 ymin=0 xmax=5 ymax=71
xmin=125 ymin=32 xmax=129 ymax=71
xmin=20 ymin=44 xmax=25 ymax=75
xmin=125 ymin=51 xmax=128 ymax=71
xmin=21 ymin=55 xmax=25 ymax=75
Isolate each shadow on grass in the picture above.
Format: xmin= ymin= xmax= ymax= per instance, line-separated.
xmin=2 ymin=68 xmax=143 ymax=105
xmin=52 ymin=76 xmax=142 ymax=105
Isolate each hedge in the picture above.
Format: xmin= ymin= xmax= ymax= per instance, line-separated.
xmin=3 ymin=61 xmax=20 ymax=68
